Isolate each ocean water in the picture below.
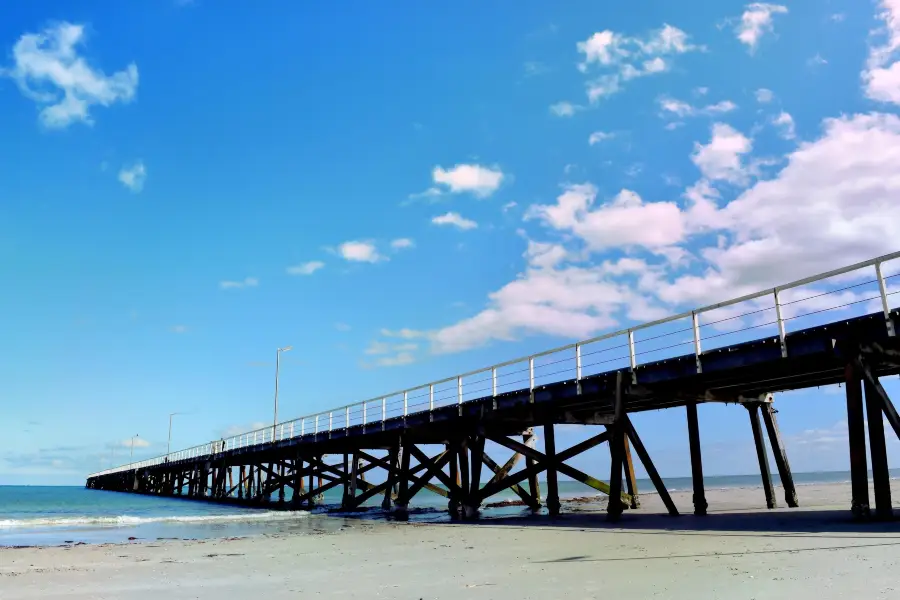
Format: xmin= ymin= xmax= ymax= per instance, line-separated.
xmin=0 ymin=470 xmax=882 ymax=547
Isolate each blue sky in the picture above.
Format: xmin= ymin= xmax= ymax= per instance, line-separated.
xmin=2 ymin=0 xmax=900 ymax=486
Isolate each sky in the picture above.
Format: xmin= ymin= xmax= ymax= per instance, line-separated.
xmin=2 ymin=0 xmax=900 ymax=486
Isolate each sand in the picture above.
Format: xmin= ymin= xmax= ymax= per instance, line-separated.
xmin=2 ymin=482 xmax=899 ymax=599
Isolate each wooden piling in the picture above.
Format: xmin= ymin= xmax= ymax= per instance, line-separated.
xmin=761 ymin=403 xmax=798 ymax=508
xmin=844 ymin=363 xmax=871 ymax=518
xmin=864 ymin=378 xmax=893 ymax=519
xmin=544 ymin=423 xmax=561 ymax=516
xmin=607 ymin=372 xmax=625 ymax=522
xmin=522 ymin=429 xmax=541 ymax=510
xmin=747 ymin=403 xmax=776 ymax=509
xmin=686 ymin=402 xmax=707 ymax=515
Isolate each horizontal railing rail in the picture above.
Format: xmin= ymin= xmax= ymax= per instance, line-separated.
xmin=87 ymin=251 xmax=900 ymax=478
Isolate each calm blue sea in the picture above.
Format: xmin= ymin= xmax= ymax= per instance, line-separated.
xmin=0 ymin=471 xmax=876 ymax=547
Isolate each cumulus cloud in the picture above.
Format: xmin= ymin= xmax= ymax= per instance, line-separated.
xmin=118 ymin=161 xmax=146 ymax=192
xmin=772 ymin=111 xmax=796 ymax=139
xmin=432 ymin=164 xmax=504 ymax=198
xmin=736 ymin=3 xmax=788 ymax=52
xmin=432 ymin=212 xmax=478 ymax=230
xmin=390 ymin=238 xmax=415 ymax=250
xmin=755 ymin=88 xmax=775 ymax=103
xmin=286 ymin=261 xmax=324 ymax=275
xmin=588 ymin=131 xmax=615 ymax=145
xmin=658 ymin=97 xmax=738 ymax=119
xmin=576 ymin=24 xmax=701 ymax=102
xmin=550 ymin=101 xmax=580 ymax=117
xmin=5 ymin=22 xmax=139 ymax=128
xmin=691 ymin=123 xmax=753 ymax=184
xmin=220 ymin=277 xmax=259 ymax=290
xmin=863 ymin=0 xmax=900 ymax=105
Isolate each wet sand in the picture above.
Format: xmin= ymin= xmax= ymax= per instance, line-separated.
xmin=2 ymin=482 xmax=899 ymax=599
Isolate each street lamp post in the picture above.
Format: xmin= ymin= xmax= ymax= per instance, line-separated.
xmin=273 ymin=346 xmax=292 ymax=442
xmin=167 ymin=413 xmax=181 ymax=459
xmin=130 ymin=434 xmax=140 ymax=463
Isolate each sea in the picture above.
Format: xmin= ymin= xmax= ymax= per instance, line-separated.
xmin=0 ymin=470 xmax=884 ymax=547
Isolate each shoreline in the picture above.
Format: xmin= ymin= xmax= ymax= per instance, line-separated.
xmin=3 ymin=482 xmax=900 ymax=600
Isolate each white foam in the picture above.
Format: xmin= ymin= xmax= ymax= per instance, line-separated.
xmin=0 ymin=510 xmax=309 ymax=530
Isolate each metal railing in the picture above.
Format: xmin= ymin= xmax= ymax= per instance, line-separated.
xmin=88 ymin=251 xmax=900 ymax=478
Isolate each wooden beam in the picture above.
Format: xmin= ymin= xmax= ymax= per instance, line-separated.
xmin=686 ymin=402 xmax=707 ymax=516
xmin=480 ymin=452 xmax=538 ymax=509
xmin=845 ymin=363 xmax=871 ymax=518
xmin=383 ymin=443 xmax=400 ymax=511
xmin=544 ymin=423 xmax=560 ymax=516
xmin=397 ymin=448 xmax=454 ymax=505
xmin=522 ymin=429 xmax=541 ymax=509
xmin=761 ymin=403 xmax=799 ymax=508
xmin=747 ymin=403 xmax=776 ymax=509
xmin=607 ymin=371 xmax=625 ymax=522
xmin=396 ymin=444 xmax=410 ymax=510
xmin=865 ymin=378 xmax=893 ymax=520
xmin=856 ymin=357 xmax=900 ymax=441
xmin=624 ymin=416 xmax=679 ymax=516
xmin=622 ymin=435 xmax=639 ymax=510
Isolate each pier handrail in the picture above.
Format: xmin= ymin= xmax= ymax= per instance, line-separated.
xmin=87 ymin=251 xmax=900 ymax=478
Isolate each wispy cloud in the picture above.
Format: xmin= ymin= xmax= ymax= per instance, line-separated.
xmin=432 ymin=212 xmax=478 ymax=230
xmin=169 ymin=324 xmax=188 ymax=334
xmin=286 ymin=261 xmax=324 ymax=275
xmin=118 ymin=161 xmax=147 ymax=193
xmin=220 ymin=276 xmax=259 ymax=290
xmin=390 ymin=238 xmax=415 ymax=250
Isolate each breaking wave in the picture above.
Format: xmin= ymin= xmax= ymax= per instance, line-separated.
xmin=0 ymin=510 xmax=309 ymax=530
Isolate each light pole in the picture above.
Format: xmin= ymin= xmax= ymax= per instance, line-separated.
xmin=130 ymin=434 xmax=140 ymax=463
xmin=167 ymin=413 xmax=181 ymax=459
xmin=273 ymin=346 xmax=292 ymax=441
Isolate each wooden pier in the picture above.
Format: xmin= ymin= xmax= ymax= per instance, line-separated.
xmin=87 ymin=254 xmax=900 ymax=521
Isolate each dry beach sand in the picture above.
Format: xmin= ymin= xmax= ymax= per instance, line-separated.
xmin=2 ymin=482 xmax=899 ymax=600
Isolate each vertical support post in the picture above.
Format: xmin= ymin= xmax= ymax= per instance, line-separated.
xmin=363 ymin=403 xmax=367 ymax=427
xmin=544 ymin=423 xmax=560 ymax=516
xmin=382 ymin=442 xmax=400 ymax=511
xmin=278 ymin=462 xmax=285 ymax=504
xmin=875 ymin=261 xmax=896 ymax=337
xmin=773 ymin=288 xmax=788 ymax=358
xmin=747 ymin=403 xmax=776 ymax=509
xmin=429 ymin=385 xmax=435 ymax=412
xmin=865 ymin=378 xmax=892 ymax=519
xmin=760 ymin=402 xmax=798 ymax=508
xmin=457 ymin=439 xmax=470 ymax=513
xmin=341 ymin=453 xmax=350 ymax=507
xmin=627 ymin=330 xmax=637 ymax=384
xmin=403 ymin=392 xmax=408 ymax=417
xmin=491 ymin=368 xmax=498 ymax=398
xmin=292 ymin=457 xmax=303 ymax=507
xmin=607 ymin=371 xmax=626 ymax=521
xmin=347 ymin=452 xmax=360 ymax=506
xmin=845 ymin=362 xmax=871 ymax=518
xmin=523 ymin=428 xmax=542 ymax=510
xmin=622 ymin=435 xmax=640 ymax=509
xmin=447 ymin=442 xmax=459 ymax=515
xmin=692 ymin=311 xmax=703 ymax=373
xmin=315 ymin=414 xmax=319 ymax=435
xmin=381 ymin=397 xmax=386 ymax=425
xmin=329 ymin=412 xmax=333 ymax=433
xmin=345 ymin=407 xmax=350 ymax=430
xmin=396 ymin=440 xmax=411 ymax=513
xmin=685 ymin=402 xmax=707 ymax=516
xmin=457 ymin=377 xmax=463 ymax=412
xmin=466 ymin=435 xmax=485 ymax=519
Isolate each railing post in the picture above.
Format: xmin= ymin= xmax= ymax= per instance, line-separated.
xmin=363 ymin=402 xmax=367 ymax=426
xmin=628 ymin=329 xmax=637 ymax=384
xmin=290 ymin=422 xmax=294 ymax=438
xmin=876 ymin=262 xmax=896 ymax=337
xmin=345 ymin=406 xmax=350 ymax=429
xmin=403 ymin=391 xmax=408 ymax=417
xmin=315 ymin=414 xmax=319 ymax=434
xmin=575 ymin=344 xmax=582 ymax=395
xmin=692 ymin=311 xmax=703 ymax=373
xmin=429 ymin=384 xmax=434 ymax=411
xmin=529 ymin=357 xmax=535 ymax=402
xmin=457 ymin=376 xmax=463 ymax=413
xmin=491 ymin=367 xmax=498 ymax=397
xmin=773 ymin=288 xmax=788 ymax=357
xmin=382 ymin=397 xmax=386 ymax=423
xmin=253 ymin=431 xmax=257 ymax=445
xmin=301 ymin=419 xmax=305 ymax=436
xmin=329 ymin=411 xmax=333 ymax=432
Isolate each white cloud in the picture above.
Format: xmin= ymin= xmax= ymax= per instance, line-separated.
xmin=808 ymin=53 xmax=828 ymax=67
xmin=432 ymin=212 xmax=478 ymax=230
xmin=502 ymin=201 xmax=518 ymax=212
xmin=390 ymin=238 xmax=415 ymax=250
xmin=286 ymin=261 xmax=324 ymax=275
xmin=588 ymin=131 xmax=615 ymax=145
xmin=691 ymin=123 xmax=753 ymax=184
xmin=736 ymin=3 xmax=788 ymax=52
xmin=772 ymin=111 xmax=796 ymax=139
xmin=363 ymin=339 xmax=419 ymax=368
xmin=338 ymin=241 xmax=383 ymax=263
xmin=5 ymin=22 xmax=139 ymax=128
xmin=577 ymin=24 xmax=700 ymax=102
xmin=755 ymin=88 xmax=775 ymax=103
xmin=432 ymin=164 xmax=504 ymax=198
xmin=549 ymin=101 xmax=580 ymax=117
xmin=380 ymin=328 xmax=427 ymax=339
xmin=220 ymin=277 xmax=259 ymax=290
xmin=658 ymin=97 xmax=737 ymax=119
xmin=407 ymin=187 xmax=444 ymax=203
xmin=863 ymin=0 xmax=900 ymax=105
xmin=694 ymin=86 xmax=709 ymax=96
xmin=527 ymin=185 xmax=684 ymax=252
xmin=118 ymin=438 xmax=150 ymax=449
xmin=118 ymin=161 xmax=146 ymax=193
